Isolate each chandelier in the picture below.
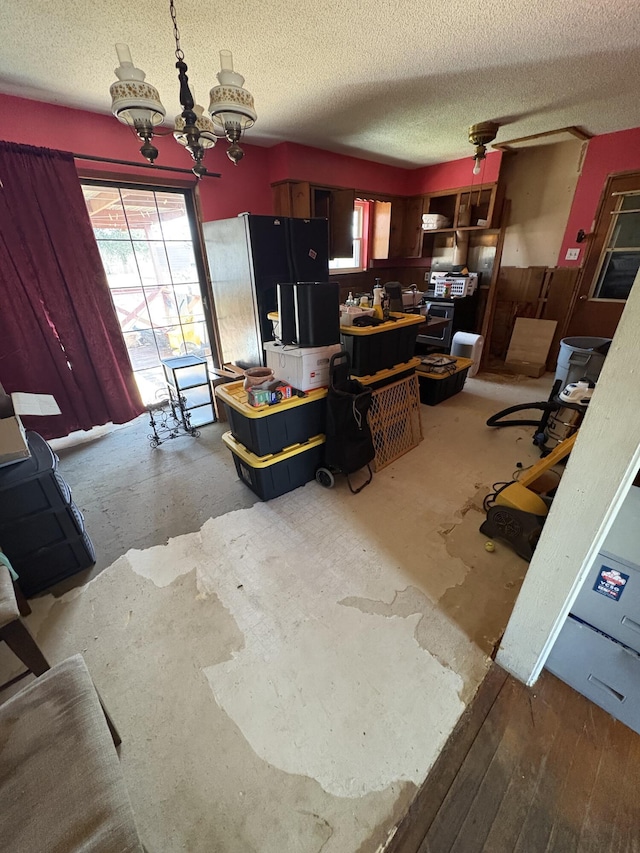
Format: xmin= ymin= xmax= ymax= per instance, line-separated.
xmin=110 ymin=0 xmax=256 ymax=178
xmin=468 ymin=122 xmax=499 ymax=175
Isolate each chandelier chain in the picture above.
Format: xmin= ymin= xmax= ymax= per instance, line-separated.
xmin=169 ymin=0 xmax=185 ymax=62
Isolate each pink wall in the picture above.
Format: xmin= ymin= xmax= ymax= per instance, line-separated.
xmin=408 ymin=151 xmax=502 ymax=194
xmin=267 ymin=142 xmax=407 ymax=195
xmin=558 ymin=127 xmax=640 ymax=267
xmin=0 ymin=94 xmax=273 ymax=220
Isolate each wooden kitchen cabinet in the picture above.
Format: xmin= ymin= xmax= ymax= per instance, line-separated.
xmin=271 ymin=180 xmax=311 ymax=218
xmin=271 ymin=180 xmax=354 ymax=259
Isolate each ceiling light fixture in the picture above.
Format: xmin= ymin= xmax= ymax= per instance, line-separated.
xmin=110 ymin=0 xmax=256 ymax=178
xmin=468 ymin=122 xmax=499 ymax=175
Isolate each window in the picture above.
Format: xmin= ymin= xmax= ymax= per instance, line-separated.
xmin=82 ymin=183 xmax=215 ymax=405
xmin=592 ymin=192 xmax=640 ymax=300
xmin=328 ymin=200 xmax=369 ymax=273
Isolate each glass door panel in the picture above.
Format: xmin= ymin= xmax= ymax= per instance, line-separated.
xmin=82 ymin=183 xmax=215 ymax=404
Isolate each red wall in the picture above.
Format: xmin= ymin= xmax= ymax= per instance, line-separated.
xmin=267 ymin=141 xmax=406 ymax=195
xmin=558 ymin=127 xmax=640 ymax=267
xmin=408 ymin=151 xmax=502 ymax=194
xmin=0 ymin=93 xmax=505 ymax=221
xmin=0 ymin=94 xmax=273 ymax=221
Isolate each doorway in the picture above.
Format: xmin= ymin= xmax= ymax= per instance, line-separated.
xmin=81 ymin=182 xmax=216 ymax=404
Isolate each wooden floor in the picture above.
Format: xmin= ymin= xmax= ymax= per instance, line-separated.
xmin=389 ymin=666 xmax=640 ymax=853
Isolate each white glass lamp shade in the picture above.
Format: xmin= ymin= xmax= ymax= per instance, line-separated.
xmin=174 ymin=105 xmax=217 ymax=148
xmin=110 ymin=44 xmax=166 ymax=127
xmin=208 ymin=51 xmax=256 ymax=136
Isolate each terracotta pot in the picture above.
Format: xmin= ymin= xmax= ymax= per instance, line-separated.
xmin=243 ymin=367 xmax=275 ymax=391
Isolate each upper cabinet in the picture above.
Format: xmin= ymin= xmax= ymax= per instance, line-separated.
xmin=271 ymin=179 xmax=504 ymax=261
xmin=271 ymin=180 xmax=354 ymax=260
xmin=387 ymin=182 xmax=504 ymax=258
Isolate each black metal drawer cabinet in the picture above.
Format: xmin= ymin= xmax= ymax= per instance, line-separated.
xmin=0 ymin=432 xmax=95 ymax=596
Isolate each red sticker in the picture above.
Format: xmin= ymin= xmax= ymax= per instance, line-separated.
xmin=309 ymin=249 xmax=317 ymax=259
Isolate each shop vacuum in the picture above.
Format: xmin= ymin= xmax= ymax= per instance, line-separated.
xmin=480 ymin=378 xmax=594 ymax=561
xmin=486 ymin=377 xmax=594 ymax=455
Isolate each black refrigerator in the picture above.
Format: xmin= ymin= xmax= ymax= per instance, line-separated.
xmin=202 ymin=214 xmax=329 ymax=367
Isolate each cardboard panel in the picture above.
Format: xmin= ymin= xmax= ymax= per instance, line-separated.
xmin=506 ymin=318 xmax=557 ymax=366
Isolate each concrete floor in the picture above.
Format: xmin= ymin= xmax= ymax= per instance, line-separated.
xmin=2 ymin=370 xmax=554 ymax=853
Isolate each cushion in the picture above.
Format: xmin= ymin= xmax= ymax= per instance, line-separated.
xmin=0 ymin=654 xmax=143 ymax=852
xmin=0 ymin=564 xmax=19 ymax=628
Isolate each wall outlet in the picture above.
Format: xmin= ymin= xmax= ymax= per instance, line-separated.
xmin=424 ymin=272 xmax=429 ymax=281
xmin=565 ymin=247 xmax=580 ymax=261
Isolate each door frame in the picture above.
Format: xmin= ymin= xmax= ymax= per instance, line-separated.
xmin=565 ymin=170 xmax=640 ymax=338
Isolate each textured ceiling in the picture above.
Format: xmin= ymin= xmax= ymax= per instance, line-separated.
xmin=2 ymin=0 xmax=640 ymax=167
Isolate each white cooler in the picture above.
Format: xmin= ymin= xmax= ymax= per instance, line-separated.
xmin=264 ymin=341 xmax=343 ymax=391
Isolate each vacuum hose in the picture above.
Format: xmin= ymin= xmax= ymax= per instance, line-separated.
xmin=486 ymin=401 xmax=555 ymax=429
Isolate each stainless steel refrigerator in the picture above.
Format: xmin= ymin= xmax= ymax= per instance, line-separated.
xmin=202 ymin=214 xmax=329 ymax=367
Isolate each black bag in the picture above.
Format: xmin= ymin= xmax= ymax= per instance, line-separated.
xmin=324 ymin=352 xmax=374 ymax=493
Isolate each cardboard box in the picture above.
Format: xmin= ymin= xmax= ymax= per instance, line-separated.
xmin=505 ymin=359 xmax=547 ymax=378
xmin=0 ymin=388 xmax=61 ymax=468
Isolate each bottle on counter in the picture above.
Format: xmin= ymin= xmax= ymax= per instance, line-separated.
xmin=372 ymin=286 xmax=384 ymax=321
xmin=345 ymin=291 xmax=356 ymax=307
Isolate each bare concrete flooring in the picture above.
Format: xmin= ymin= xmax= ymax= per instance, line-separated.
xmin=1 ymin=371 xmax=554 ymax=853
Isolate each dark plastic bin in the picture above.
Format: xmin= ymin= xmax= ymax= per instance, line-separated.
xmin=0 ymin=431 xmax=72 ymax=521
xmin=0 ymin=501 xmax=85 ymax=559
xmin=352 ymin=358 xmax=420 ymax=390
xmin=13 ymin=532 xmax=96 ymax=597
xmin=340 ymin=313 xmax=422 ymax=376
xmin=223 ymin=431 xmax=325 ymax=501
xmin=216 ymin=382 xmax=327 ymax=457
xmin=417 ymin=355 xmax=474 ymax=405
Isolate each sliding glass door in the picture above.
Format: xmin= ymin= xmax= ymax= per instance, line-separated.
xmin=82 ymin=182 xmax=215 ymax=404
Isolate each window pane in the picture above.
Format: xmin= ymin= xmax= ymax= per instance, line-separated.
xmin=134 ymin=366 xmax=167 ymax=405
xmin=165 ymin=241 xmax=198 ymax=283
xmin=132 ymin=240 xmax=172 ymax=285
xmin=180 ymin=322 xmax=210 ymax=358
xmin=123 ymin=331 xmax=161 ymax=371
xmin=174 ymin=284 xmax=205 ymax=321
xmin=152 ymin=326 xmax=181 ymax=360
xmin=595 ymin=251 xmax=640 ymax=300
xmin=83 ymin=187 xmax=130 ymax=239
xmin=156 ymin=192 xmax=192 ymax=240
xmin=121 ymin=189 xmax=161 ymax=239
xmin=610 ymin=212 xmax=640 ymax=249
xmin=97 ymin=241 xmax=141 ymax=288
xmin=620 ymin=193 xmax=640 ymax=212
xmin=145 ymin=285 xmax=180 ymax=327
xmin=111 ymin=288 xmax=152 ymax=331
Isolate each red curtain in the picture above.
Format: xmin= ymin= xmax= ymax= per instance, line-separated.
xmin=0 ymin=142 xmax=144 ymax=438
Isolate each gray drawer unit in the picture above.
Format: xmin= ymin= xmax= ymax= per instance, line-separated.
xmin=571 ymin=552 xmax=640 ymax=653
xmin=546 ymin=616 xmax=640 ymax=735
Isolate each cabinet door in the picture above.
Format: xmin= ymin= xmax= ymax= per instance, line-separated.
xmin=271 ymin=181 xmax=311 ymax=217
xmin=401 ymin=196 xmax=426 ymax=257
xmin=329 ymin=188 xmax=355 ymax=260
xmin=388 ymin=198 xmax=406 ymax=258
xmin=371 ymin=201 xmax=392 ymax=259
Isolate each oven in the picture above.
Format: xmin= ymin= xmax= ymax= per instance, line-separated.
xmin=416 ymin=300 xmax=455 ymax=349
